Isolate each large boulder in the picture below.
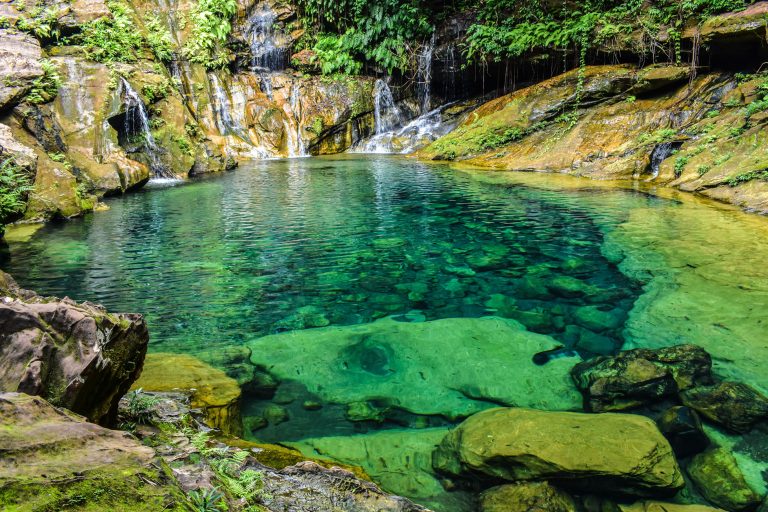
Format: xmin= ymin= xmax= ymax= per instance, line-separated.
xmin=619 ymin=503 xmax=726 ymax=512
xmin=687 ymin=448 xmax=764 ymax=512
xmin=479 ymin=482 xmax=578 ymax=512
xmin=433 ymin=407 xmax=684 ymax=497
xmin=571 ymin=345 xmax=713 ymax=412
xmin=681 ymin=382 xmax=768 ymax=434
xmin=247 ymin=316 xmax=583 ymax=422
xmin=0 ymin=30 xmax=43 ymax=111
xmin=0 ymin=392 xmax=181 ymax=511
xmin=0 ymin=271 xmax=148 ymax=426
xmin=132 ymin=353 xmax=243 ymax=436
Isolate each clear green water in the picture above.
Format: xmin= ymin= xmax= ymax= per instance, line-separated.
xmin=3 ymin=156 xmax=647 ymax=353
xmin=7 ymin=156 xmax=768 ymax=512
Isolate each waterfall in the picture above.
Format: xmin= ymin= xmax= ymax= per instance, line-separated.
xmin=649 ymin=142 xmax=680 ymax=178
xmin=120 ymin=78 xmax=175 ymax=180
xmin=248 ymin=2 xmax=290 ymax=71
xmin=373 ymin=79 xmax=403 ymax=135
xmin=417 ymin=33 xmax=436 ymax=114
xmin=209 ymin=72 xmax=250 ymax=140
xmin=284 ymin=82 xmax=308 ymax=157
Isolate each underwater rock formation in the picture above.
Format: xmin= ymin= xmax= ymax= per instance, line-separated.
xmin=571 ymin=345 xmax=713 ymax=412
xmin=433 ymin=407 xmax=684 ymax=497
xmin=247 ymin=316 xmax=583 ymax=420
xmin=687 ymin=448 xmax=765 ymax=511
xmin=479 ymin=482 xmax=578 ymax=512
xmin=0 ymin=271 xmax=147 ymax=426
xmin=681 ymin=382 xmax=768 ymax=434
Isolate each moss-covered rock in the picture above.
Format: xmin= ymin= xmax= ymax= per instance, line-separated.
xmin=433 ymin=407 xmax=684 ymax=497
xmin=132 ymin=353 xmax=243 ymax=436
xmin=681 ymin=382 xmax=768 ymax=434
xmin=0 ymin=392 xmax=185 ymax=512
xmin=688 ymin=448 xmax=764 ymax=511
xmin=479 ymin=482 xmax=578 ymax=512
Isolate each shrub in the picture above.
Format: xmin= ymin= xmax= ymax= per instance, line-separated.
xmin=26 ymin=59 xmax=62 ymax=104
xmin=79 ymin=1 xmax=144 ymax=63
xmin=183 ymin=0 xmax=237 ymax=69
xmin=0 ymin=158 xmax=33 ymax=227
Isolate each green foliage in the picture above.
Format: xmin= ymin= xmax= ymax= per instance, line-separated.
xmin=297 ymin=0 xmax=432 ymax=74
xmin=186 ymin=487 xmax=224 ymax=512
xmin=14 ymin=2 xmax=62 ymax=40
xmin=462 ymin=0 xmax=755 ymax=66
xmin=727 ymin=170 xmax=768 ymax=186
xmin=0 ymin=158 xmax=33 ymax=226
xmin=696 ymin=164 xmax=711 ymax=176
xmin=183 ymin=0 xmax=237 ymax=69
xmin=674 ymin=155 xmax=689 ymax=177
xmin=142 ymin=80 xmax=172 ymax=103
xmin=638 ymin=128 xmax=677 ymax=145
xmin=121 ymin=388 xmax=160 ymax=425
xmin=80 ymin=1 xmax=144 ymax=63
xmin=26 ymin=59 xmax=62 ymax=104
xmin=144 ymin=14 xmax=175 ymax=61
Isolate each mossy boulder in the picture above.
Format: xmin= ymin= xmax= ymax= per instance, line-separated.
xmin=570 ymin=345 xmax=713 ymax=412
xmin=0 ymin=271 xmax=148 ymax=426
xmin=688 ymin=448 xmax=764 ymax=511
xmin=247 ymin=316 xmax=583 ymax=421
xmin=433 ymin=407 xmax=684 ymax=497
xmin=0 ymin=30 xmax=43 ymax=111
xmin=619 ymin=503 xmax=726 ymax=512
xmin=0 ymin=392 xmax=185 ymax=512
xmin=132 ymin=353 xmax=243 ymax=436
xmin=681 ymin=382 xmax=768 ymax=434
xmin=479 ymin=482 xmax=578 ymax=512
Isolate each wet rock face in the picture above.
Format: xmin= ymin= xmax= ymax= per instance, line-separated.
xmin=681 ymin=382 xmax=768 ymax=434
xmin=0 ymin=272 xmax=148 ymax=426
xmin=479 ymin=482 xmax=578 ymax=512
xmin=0 ymin=30 xmax=43 ymax=111
xmin=571 ymin=345 xmax=713 ymax=412
xmin=433 ymin=407 xmax=684 ymax=498
xmin=687 ymin=448 xmax=764 ymax=512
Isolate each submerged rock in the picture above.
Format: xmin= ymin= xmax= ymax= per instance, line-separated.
xmin=0 ymin=271 xmax=148 ymax=426
xmin=247 ymin=316 xmax=583 ymax=420
xmin=132 ymin=353 xmax=243 ymax=436
xmin=619 ymin=503 xmax=726 ymax=512
xmin=687 ymin=448 xmax=764 ymax=511
xmin=657 ymin=406 xmax=710 ymax=458
xmin=479 ymin=482 xmax=578 ymax=512
xmin=433 ymin=407 xmax=684 ymax=497
xmin=681 ymin=382 xmax=768 ymax=434
xmin=571 ymin=345 xmax=713 ymax=412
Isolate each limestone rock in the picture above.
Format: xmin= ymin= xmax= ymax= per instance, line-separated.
xmin=0 ymin=30 xmax=43 ymax=111
xmin=132 ymin=352 xmax=243 ymax=436
xmin=433 ymin=407 xmax=684 ymax=497
xmin=247 ymin=316 xmax=583 ymax=421
xmin=0 ymin=271 xmax=148 ymax=426
xmin=479 ymin=482 xmax=578 ymax=512
xmin=571 ymin=345 xmax=713 ymax=412
xmin=0 ymin=122 xmax=37 ymax=170
xmin=698 ymin=2 xmax=768 ymax=43
xmin=657 ymin=406 xmax=709 ymax=458
xmin=681 ymin=382 xmax=768 ymax=433
xmin=632 ymin=65 xmax=691 ymax=95
xmin=0 ymin=392 xmax=179 ymax=511
xmin=688 ymin=448 xmax=763 ymax=511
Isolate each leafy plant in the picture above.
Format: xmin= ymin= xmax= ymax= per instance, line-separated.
xmin=186 ymin=487 xmax=224 ymax=512
xmin=727 ymin=170 xmax=768 ymax=186
xmin=122 ymin=388 xmax=160 ymax=424
xmin=0 ymin=158 xmax=33 ymax=226
xmin=183 ymin=0 xmax=237 ymax=69
xmin=674 ymin=155 xmax=689 ymax=177
xmin=26 ymin=59 xmax=62 ymax=104
xmin=79 ymin=1 xmax=144 ymax=63
xmin=144 ymin=14 xmax=175 ymax=61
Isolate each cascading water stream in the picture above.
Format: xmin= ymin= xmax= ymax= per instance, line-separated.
xmin=120 ymin=78 xmax=176 ymax=180
xmin=417 ymin=33 xmax=436 ymax=115
xmin=649 ymin=141 xmax=681 ymax=178
xmin=373 ymin=79 xmax=403 ymax=135
xmin=248 ymin=2 xmax=290 ymax=71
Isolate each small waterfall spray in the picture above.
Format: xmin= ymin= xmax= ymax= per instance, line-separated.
xmin=284 ymin=82 xmax=308 ymax=157
xmin=248 ymin=2 xmax=290 ymax=71
xmin=649 ymin=141 xmax=680 ymax=178
xmin=120 ymin=78 xmax=175 ymax=180
xmin=417 ymin=33 xmax=436 ymax=114
xmin=373 ymin=79 xmax=403 ymax=135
